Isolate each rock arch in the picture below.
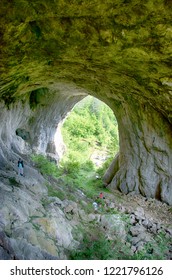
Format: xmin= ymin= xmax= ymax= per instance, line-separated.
xmin=0 ymin=0 xmax=172 ymax=204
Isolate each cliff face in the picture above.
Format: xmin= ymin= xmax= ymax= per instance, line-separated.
xmin=0 ymin=0 xmax=172 ymax=204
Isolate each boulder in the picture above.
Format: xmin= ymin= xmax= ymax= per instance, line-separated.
xmin=100 ymin=214 xmax=126 ymax=240
xmin=130 ymin=214 xmax=136 ymax=225
xmin=130 ymin=225 xmax=145 ymax=237
xmin=131 ymin=232 xmax=152 ymax=246
xmin=134 ymin=207 xmax=145 ymax=221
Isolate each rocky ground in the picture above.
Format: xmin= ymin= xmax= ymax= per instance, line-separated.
xmin=105 ymin=190 xmax=172 ymax=226
xmin=0 ymin=162 xmax=171 ymax=260
xmin=102 ymin=191 xmax=172 ymax=257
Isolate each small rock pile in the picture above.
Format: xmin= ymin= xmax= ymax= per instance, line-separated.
xmin=99 ymin=194 xmax=172 ymax=257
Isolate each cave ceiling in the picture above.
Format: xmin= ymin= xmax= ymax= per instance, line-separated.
xmin=0 ymin=0 xmax=171 ymax=121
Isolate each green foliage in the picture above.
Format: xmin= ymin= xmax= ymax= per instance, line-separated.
xmin=70 ymin=234 xmax=131 ymax=260
xmin=31 ymin=153 xmax=105 ymax=200
xmin=59 ymin=96 xmax=119 ymax=199
xmin=47 ymin=184 xmax=66 ymax=200
xmin=70 ymin=230 xmax=170 ymax=260
xmin=63 ymin=112 xmax=96 ymax=138
xmin=61 ymin=160 xmax=101 ymax=197
xmin=31 ymin=153 xmax=170 ymax=261
xmin=60 ymin=158 xmax=108 ymax=199
xmin=62 ymin=159 xmax=81 ymax=178
xmin=31 ymin=154 xmax=60 ymax=177
xmin=41 ymin=198 xmax=50 ymax=208
xmin=32 ymin=223 xmax=41 ymax=231
xmin=132 ymin=231 xmax=171 ymax=260
xmin=28 ymin=116 xmax=35 ymax=125
xmin=62 ymin=96 xmax=119 ymax=164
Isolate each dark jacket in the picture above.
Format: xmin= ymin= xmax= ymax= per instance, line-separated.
xmin=18 ymin=160 xmax=24 ymax=168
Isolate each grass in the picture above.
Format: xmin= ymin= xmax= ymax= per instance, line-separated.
xmin=70 ymin=233 xmax=132 ymax=260
xmin=131 ymin=231 xmax=171 ymax=260
xmin=47 ymin=184 xmax=66 ymax=200
xmin=31 ymin=153 xmax=108 ymax=200
xmin=70 ymin=229 xmax=171 ymax=260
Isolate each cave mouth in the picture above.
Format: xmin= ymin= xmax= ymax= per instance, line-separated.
xmin=0 ymin=0 xmax=171 ymax=208
xmin=1 ymin=80 xmax=171 ymax=205
xmin=56 ymin=95 xmax=119 ymax=170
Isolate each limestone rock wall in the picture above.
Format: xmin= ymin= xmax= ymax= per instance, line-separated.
xmin=0 ymin=83 xmax=86 ymax=164
xmin=111 ymin=99 xmax=172 ymax=204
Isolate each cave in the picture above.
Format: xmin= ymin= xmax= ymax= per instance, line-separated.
xmin=0 ymin=0 xmax=172 ymax=205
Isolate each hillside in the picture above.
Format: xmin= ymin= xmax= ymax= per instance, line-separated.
xmin=61 ymin=96 xmax=119 ymax=166
xmin=0 ymin=153 xmax=172 ymax=260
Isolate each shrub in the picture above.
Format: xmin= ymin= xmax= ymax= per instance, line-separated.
xmin=80 ymin=160 xmax=95 ymax=172
xmin=47 ymin=184 xmax=65 ymax=200
xmin=62 ymin=160 xmax=80 ymax=178
xmin=31 ymin=154 xmax=59 ymax=177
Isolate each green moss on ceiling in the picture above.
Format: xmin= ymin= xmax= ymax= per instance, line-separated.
xmin=0 ymin=0 xmax=171 ymax=118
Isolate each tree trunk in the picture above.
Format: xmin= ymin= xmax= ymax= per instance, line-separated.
xmin=103 ymin=152 xmax=119 ymax=185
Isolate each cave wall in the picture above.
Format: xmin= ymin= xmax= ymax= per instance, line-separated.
xmin=0 ymin=0 xmax=172 ymax=204
xmin=0 ymin=83 xmax=87 ymax=164
xmin=109 ymin=99 xmax=172 ymax=204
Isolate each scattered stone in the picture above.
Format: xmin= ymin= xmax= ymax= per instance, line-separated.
xmin=78 ymin=209 xmax=88 ymax=221
xmin=130 ymin=225 xmax=145 ymax=237
xmin=118 ymin=206 xmax=126 ymax=213
xmin=131 ymin=232 xmax=151 ymax=246
xmin=65 ymin=202 xmax=78 ymax=214
xmin=134 ymin=207 xmax=145 ymax=221
xmin=130 ymin=214 xmax=136 ymax=225
xmin=149 ymin=223 xmax=158 ymax=234
xmin=166 ymin=228 xmax=172 ymax=236
xmin=108 ymin=202 xmax=116 ymax=209
xmin=92 ymin=202 xmax=98 ymax=212
xmin=136 ymin=243 xmax=144 ymax=252
xmin=141 ymin=218 xmax=149 ymax=227
xmin=100 ymin=214 xmax=127 ymax=240
xmin=88 ymin=214 xmax=96 ymax=222
xmin=0 ymin=164 xmax=171 ymax=260
xmin=131 ymin=245 xmax=137 ymax=254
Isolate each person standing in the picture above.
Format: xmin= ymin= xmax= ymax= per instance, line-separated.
xmin=99 ymin=192 xmax=104 ymax=199
xmin=92 ymin=201 xmax=98 ymax=212
xmin=18 ymin=158 xmax=24 ymax=176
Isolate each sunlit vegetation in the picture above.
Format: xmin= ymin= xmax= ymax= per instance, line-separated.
xmin=61 ymin=96 xmax=119 ymax=165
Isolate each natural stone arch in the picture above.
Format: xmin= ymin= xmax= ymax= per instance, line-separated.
xmin=0 ymin=0 xmax=172 ymax=204
xmin=0 ymin=80 xmax=171 ymax=205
